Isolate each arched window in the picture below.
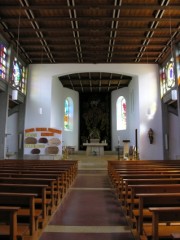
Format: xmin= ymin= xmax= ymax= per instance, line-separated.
xmin=64 ymin=97 xmax=73 ymax=131
xmin=116 ymin=96 xmax=127 ymax=130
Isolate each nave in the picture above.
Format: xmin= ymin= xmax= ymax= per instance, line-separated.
xmin=39 ymin=154 xmax=134 ymax=240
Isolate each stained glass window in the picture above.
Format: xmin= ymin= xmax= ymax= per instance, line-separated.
xmin=0 ymin=44 xmax=7 ymax=80
xmin=64 ymin=97 xmax=73 ymax=131
xmin=117 ymin=96 xmax=127 ymax=130
xmin=176 ymin=44 xmax=180 ymax=86
xmin=160 ymin=57 xmax=175 ymax=98
xmin=11 ymin=57 xmax=27 ymax=94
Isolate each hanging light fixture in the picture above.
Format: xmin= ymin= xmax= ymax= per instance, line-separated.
xmin=16 ymin=7 xmax=21 ymax=59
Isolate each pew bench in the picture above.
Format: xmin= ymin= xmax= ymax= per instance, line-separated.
xmin=128 ymin=184 xmax=180 ymax=218
xmin=122 ymin=178 xmax=180 ymax=216
xmin=0 ymin=177 xmax=56 ymax=215
xmin=0 ymin=169 xmax=68 ymax=194
xmin=0 ymin=192 xmax=40 ymax=240
xmin=0 ymin=171 xmax=64 ymax=207
xmin=0 ymin=206 xmax=29 ymax=240
xmin=134 ymin=193 xmax=180 ymax=237
xmin=116 ymin=174 xmax=180 ymax=203
xmin=0 ymin=183 xmax=49 ymax=227
xmin=9 ymin=172 xmax=66 ymax=203
xmin=0 ymin=159 xmax=78 ymax=240
xmin=143 ymin=207 xmax=180 ymax=240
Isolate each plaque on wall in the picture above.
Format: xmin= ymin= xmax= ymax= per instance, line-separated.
xmin=24 ymin=127 xmax=62 ymax=156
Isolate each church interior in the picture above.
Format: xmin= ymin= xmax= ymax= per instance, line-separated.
xmin=0 ymin=1 xmax=180 ymax=240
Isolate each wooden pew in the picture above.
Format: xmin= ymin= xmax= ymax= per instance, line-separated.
xmin=0 ymin=206 xmax=29 ymax=240
xmin=116 ymin=173 xmax=180 ymax=202
xmin=143 ymin=207 xmax=180 ymax=240
xmin=0 ymin=160 xmax=78 ymax=181
xmin=0 ymin=177 xmax=56 ymax=213
xmin=0 ymin=192 xmax=39 ymax=239
xmin=135 ymin=193 xmax=180 ymax=237
xmin=9 ymin=173 xmax=66 ymax=203
xmin=108 ymin=160 xmax=180 ymax=183
xmin=0 ymin=159 xmax=78 ymax=240
xmin=0 ymin=183 xmax=48 ymax=226
xmin=0 ymin=169 xmax=68 ymax=190
xmin=127 ymin=184 xmax=180 ymax=217
xmin=107 ymin=160 xmax=180 ymax=240
xmin=122 ymin=178 xmax=180 ymax=213
xmin=0 ymin=169 xmax=69 ymax=197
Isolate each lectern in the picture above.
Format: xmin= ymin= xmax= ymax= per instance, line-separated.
xmin=123 ymin=140 xmax=130 ymax=159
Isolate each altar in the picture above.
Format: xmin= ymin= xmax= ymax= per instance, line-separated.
xmin=83 ymin=142 xmax=108 ymax=156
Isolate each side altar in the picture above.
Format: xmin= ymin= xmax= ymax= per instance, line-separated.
xmin=83 ymin=142 xmax=108 ymax=156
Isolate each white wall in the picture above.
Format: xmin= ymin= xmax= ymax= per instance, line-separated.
xmin=51 ymin=77 xmax=64 ymax=130
xmin=128 ymin=76 xmax=139 ymax=147
xmin=111 ymin=76 xmax=139 ymax=150
xmin=50 ymin=80 xmax=79 ymax=150
xmin=6 ymin=113 xmax=18 ymax=154
xmin=61 ymin=87 xmax=79 ymax=150
xmin=138 ymin=66 xmax=163 ymax=160
xmin=168 ymin=112 xmax=180 ymax=159
xmin=111 ymin=87 xmax=129 ymax=148
xmin=26 ymin=63 xmax=163 ymax=159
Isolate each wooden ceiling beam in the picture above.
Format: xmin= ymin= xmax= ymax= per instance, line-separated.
xmin=5 ymin=27 xmax=179 ymax=33
xmin=22 ymin=43 xmax=168 ymax=48
xmin=1 ymin=16 xmax=179 ymax=22
xmin=0 ymin=4 xmax=179 ymax=10
xmin=14 ymin=34 xmax=174 ymax=42
xmin=25 ymin=49 xmax=162 ymax=54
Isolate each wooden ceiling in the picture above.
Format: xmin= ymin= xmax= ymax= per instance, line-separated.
xmin=58 ymin=72 xmax=132 ymax=92
xmin=0 ymin=0 xmax=179 ymax=92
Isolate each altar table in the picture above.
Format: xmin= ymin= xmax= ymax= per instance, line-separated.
xmin=83 ymin=142 xmax=108 ymax=156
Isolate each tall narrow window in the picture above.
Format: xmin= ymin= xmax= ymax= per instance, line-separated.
xmin=64 ymin=97 xmax=73 ymax=131
xmin=117 ymin=96 xmax=127 ymax=130
xmin=10 ymin=57 xmax=27 ymax=94
xmin=160 ymin=57 xmax=175 ymax=98
xmin=0 ymin=43 xmax=7 ymax=80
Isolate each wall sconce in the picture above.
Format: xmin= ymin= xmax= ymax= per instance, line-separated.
xmin=12 ymin=89 xmax=18 ymax=100
xmin=148 ymin=128 xmax=154 ymax=144
xmin=171 ymin=89 xmax=177 ymax=101
xmin=39 ymin=107 xmax=43 ymax=115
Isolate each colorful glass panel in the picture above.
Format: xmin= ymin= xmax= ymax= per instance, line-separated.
xmin=160 ymin=57 xmax=175 ymax=98
xmin=0 ymin=44 xmax=7 ymax=80
xmin=64 ymin=99 xmax=69 ymax=130
xmin=64 ymin=97 xmax=73 ymax=131
xmin=117 ymin=96 xmax=127 ymax=130
xmin=11 ymin=57 xmax=27 ymax=94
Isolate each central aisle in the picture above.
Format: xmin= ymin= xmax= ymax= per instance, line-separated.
xmin=39 ymin=156 xmax=135 ymax=240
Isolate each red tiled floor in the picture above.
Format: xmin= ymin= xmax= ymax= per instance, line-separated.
xmin=40 ymin=232 xmax=134 ymax=240
xmin=49 ymin=189 xmax=127 ymax=226
xmin=73 ymin=172 xmax=110 ymax=188
xmin=39 ymin=170 xmax=135 ymax=240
